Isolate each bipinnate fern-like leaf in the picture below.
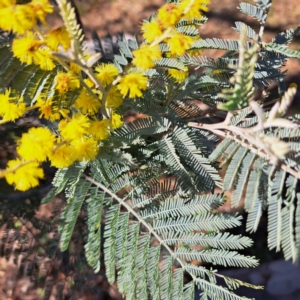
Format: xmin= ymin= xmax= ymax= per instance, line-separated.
xmin=58 ymin=180 xmax=92 ymax=251
xmin=175 ymin=248 xmax=258 ymax=268
xmin=238 ymin=2 xmax=268 ymax=24
xmin=84 ymin=188 xmax=104 ymax=272
xmin=267 ymin=170 xmax=285 ymax=251
xmin=176 ymin=24 xmax=200 ymax=37
xmin=192 ymin=38 xmax=249 ymax=51
xmin=245 ymin=164 xmax=268 ymax=233
xmin=158 ymin=136 xmax=199 ymax=193
xmin=162 ymin=232 xmax=252 ymax=250
xmin=153 ymin=213 xmax=241 ymax=234
xmin=45 ymin=136 xmax=259 ymax=300
xmin=231 ymin=152 xmax=256 ymax=208
xmin=41 ymin=163 xmax=87 ymax=204
xmin=272 ymin=27 xmax=300 ymax=46
xmin=209 ymin=123 xmax=300 ymax=262
xmin=85 ymin=176 xmax=258 ymax=300
xmin=280 ymin=175 xmax=298 ymax=261
xmin=9 ymin=65 xmax=40 ymax=98
xmin=155 ymin=57 xmax=186 ymax=71
xmin=233 ymin=22 xmax=258 ymax=41
xmin=171 ymin=126 xmax=221 ymax=190
xmin=264 ymin=42 xmax=300 ymax=59
xmin=112 ymin=116 xmax=171 ymax=144
xmin=0 ymin=34 xmax=9 ymax=48
xmin=209 ymin=138 xmax=232 ymax=162
xmin=184 ymin=52 xmax=283 ymax=89
xmin=182 ymin=55 xmax=235 ymax=72
xmin=0 ymin=56 xmax=24 ymax=91
xmin=172 ymin=74 xmax=227 ymax=103
xmin=223 ymin=147 xmax=248 ymax=191
xmin=244 ymin=159 xmax=265 ymax=212
xmin=169 ymin=100 xmax=204 ymax=121
xmin=141 ymin=194 xmax=224 ymax=219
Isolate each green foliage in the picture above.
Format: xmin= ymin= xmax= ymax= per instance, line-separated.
xmin=2 ymin=0 xmax=300 ymax=299
xmin=218 ymin=35 xmax=258 ymax=111
xmin=209 ymin=113 xmax=300 ymax=261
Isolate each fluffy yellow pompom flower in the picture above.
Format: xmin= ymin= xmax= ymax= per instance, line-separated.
xmin=46 ymin=26 xmax=70 ymax=51
xmin=117 ymin=72 xmax=148 ymax=98
xmin=141 ymin=19 xmax=163 ymax=43
xmin=75 ymin=89 xmax=101 ymax=115
xmin=38 ymin=49 xmax=56 ymax=70
xmin=70 ymin=62 xmax=82 ymax=75
xmin=12 ymin=32 xmax=41 ymax=57
xmin=83 ymin=77 xmax=94 ymax=88
xmin=0 ymin=0 xmax=13 ymax=9
xmin=29 ymin=0 xmax=53 ymax=25
xmin=95 ymin=64 xmax=119 ymax=87
xmin=132 ymin=45 xmax=162 ymax=70
xmin=71 ymin=137 xmax=98 ymax=161
xmin=5 ymin=159 xmax=44 ymax=191
xmin=179 ymin=0 xmax=210 ymax=20
xmin=0 ymin=89 xmax=26 ymax=122
xmin=49 ymin=143 xmax=76 ymax=168
xmin=157 ymin=3 xmax=182 ymax=28
xmin=167 ymin=32 xmax=194 ymax=56
xmin=55 ymin=71 xmax=80 ymax=94
xmin=106 ymin=86 xmax=123 ymax=109
xmin=17 ymin=127 xmax=56 ymax=162
xmin=12 ymin=32 xmax=55 ymax=70
xmin=37 ymin=97 xmax=60 ymax=121
xmin=59 ymin=114 xmax=90 ymax=141
xmin=168 ymin=66 xmax=189 ymax=83
xmin=90 ymin=119 xmax=111 ymax=141
xmin=111 ymin=113 xmax=123 ymax=129
xmin=0 ymin=3 xmax=35 ymax=34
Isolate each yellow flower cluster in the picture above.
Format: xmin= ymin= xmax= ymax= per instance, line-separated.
xmin=0 ymin=0 xmax=210 ymax=191
xmin=0 ymin=61 xmax=140 ymax=190
xmin=82 ymin=63 xmax=149 ymax=100
xmin=168 ymin=66 xmax=189 ymax=83
xmin=0 ymin=0 xmax=69 ymax=70
xmin=0 ymin=89 xmax=26 ymax=122
xmin=46 ymin=26 xmax=71 ymax=51
xmin=0 ymin=61 xmax=150 ymax=190
xmin=95 ymin=64 xmax=119 ymax=87
xmin=132 ymin=44 xmax=162 ymax=70
xmin=117 ymin=72 xmax=148 ymax=98
xmin=142 ymin=19 xmax=164 ymax=44
xmin=12 ymin=32 xmax=55 ymax=70
xmin=157 ymin=0 xmax=210 ymax=29
xmin=55 ymin=71 xmax=80 ymax=94
xmin=0 ymin=0 xmax=52 ymax=35
xmin=140 ymin=0 xmax=209 ymax=66
xmin=0 ymin=88 xmax=125 ymax=190
xmin=37 ymin=97 xmax=61 ymax=121
xmin=5 ymin=159 xmax=44 ymax=191
xmin=179 ymin=0 xmax=210 ymax=20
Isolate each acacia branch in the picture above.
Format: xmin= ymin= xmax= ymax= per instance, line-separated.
xmin=188 ymin=121 xmax=300 ymax=180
